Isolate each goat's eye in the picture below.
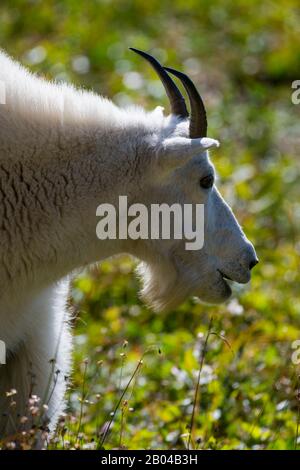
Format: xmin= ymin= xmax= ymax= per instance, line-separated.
xmin=199 ymin=174 xmax=214 ymax=189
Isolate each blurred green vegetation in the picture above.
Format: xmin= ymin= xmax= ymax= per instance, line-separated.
xmin=1 ymin=0 xmax=300 ymax=450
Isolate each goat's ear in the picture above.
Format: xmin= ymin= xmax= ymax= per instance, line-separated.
xmin=156 ymin=136 xmax=219 ymax=170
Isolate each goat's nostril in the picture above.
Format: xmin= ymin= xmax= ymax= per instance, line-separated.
xmin=249 ymin=258 xmax=259 ymax=270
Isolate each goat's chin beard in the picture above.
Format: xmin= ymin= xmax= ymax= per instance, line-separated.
xmin=137 ymin=261 xmax=190 ymax=312
xmin=137 ymin=261 xmax=232 ymax=312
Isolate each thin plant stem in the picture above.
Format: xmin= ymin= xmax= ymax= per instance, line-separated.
xmin=188 ymin=317 xmax=214 ymax=450
xmin=99 ymin=359 xmax=143 ymax=448
xmin=75 ymin=360 xmax=88 ymax=443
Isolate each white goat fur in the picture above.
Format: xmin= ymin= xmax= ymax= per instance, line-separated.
xmin=0 ymin=50 xmax=257 ymax=437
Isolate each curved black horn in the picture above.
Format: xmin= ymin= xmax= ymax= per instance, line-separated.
xmin=129 ymin=48 xmax=188 ymax=118
xmin=164 ymin=67 xmax=207 ymax=138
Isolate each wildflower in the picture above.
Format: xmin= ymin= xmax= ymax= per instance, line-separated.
xmin=6 ymin=442 xmax=16 ymax=450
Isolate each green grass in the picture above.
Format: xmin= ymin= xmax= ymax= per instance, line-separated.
xmin=0 ymin=0 xmax=299 ymax=450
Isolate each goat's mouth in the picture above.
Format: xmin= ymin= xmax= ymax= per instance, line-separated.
xmin=217 ymin=266 xmax=251 ymax=285
xmin=217 ymin=269 xmax=233 ymax=281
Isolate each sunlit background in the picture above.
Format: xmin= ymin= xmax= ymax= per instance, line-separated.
xmin=1 ymin=0 xmax=299 ymax=449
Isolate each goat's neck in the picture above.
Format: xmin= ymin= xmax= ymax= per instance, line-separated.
xmin=0 ymin=117 xmax=145 ymax=295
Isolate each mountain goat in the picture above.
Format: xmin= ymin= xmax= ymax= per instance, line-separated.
xmin=0 ymin=48 xmax=258 ymax=439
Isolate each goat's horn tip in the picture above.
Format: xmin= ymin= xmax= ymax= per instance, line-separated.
xmin=129 ymin=47 xmax=142 ymax=54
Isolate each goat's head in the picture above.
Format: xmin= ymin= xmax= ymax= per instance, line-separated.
xmin=127 ymin=49 xmax=258 ymax=311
